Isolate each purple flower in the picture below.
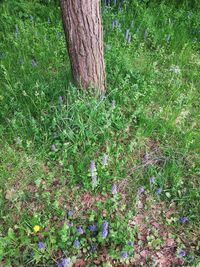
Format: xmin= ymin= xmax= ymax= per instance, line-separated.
xmin=149 ymin=177 xmax=155 ymax=183
xmin=179 ymin=250 xmax=186 ymax=257
xmin=101 ymin=221 xmax=109 ymax=238
xmin=128 ymin=241 xmax=134 ymax=246
xmin=111 ymin=183 xmax=117 ymax=195
xmin=67 ymin=210 xmax=73 ymax=218
xmin=88 ymin=224 xmax=96 ymax=232
xmin=73 ymin=239 xmax=80 ymax=248
xmin=90 ymin=160 xmax=96 ymax=173
xmin=31 ymin=58 xmax=37 ymax=67
xmin=92 ymin=174 xmax=97 ymax=187
xmin=179 ymin=216 xmax=188 ymax=224
xmin=120 ymin=251 xmax=128 ymax=258
xmin=57 ymin=258 xmax=70 ymax=267
xmin=143 ymin=152 xmax=149 ymax=161
xmin=156 ymin=188 xmax=162 ymax=195
xmin=102 ymin=154 xmax=108 ymax=166
xmin=38 ymin=241 xmax=45 ymax=249
xmin=77 ymin=226 xmax=84 ymax=235
xmin=138 ymin=186 xmax=145 ymax=194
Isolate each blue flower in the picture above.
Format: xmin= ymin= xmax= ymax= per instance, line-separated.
xmin=67 ymin=210 xmax=73 ymax=218
xmin=77 ymin=226 xmax=84 ymax=235
xmin=111 ymin=183 xmax=117 ymax=195
xmin=128 ymin=241 xmax=134 ymax=246
xmin=179 ymin=250 xmax=186 ymax=257
xmin=120 ymin=251 xmax=128 ymax=258
xmin=138 ymin=186 xmax=145 ymax=194
xmin=149 ymin=177 xmax=155 ymax=183
xmin=156 ymin=188 xmax=162 ymax=195
xmin=92 ymin=174 xmax=97 ymax=187
xmin=73 ymin=239 xmax=80 ymax=248
xmin=143 ymin=152 xmax=149 ymax=161
xmin=38 ymin=241 xmax=45 ymax=249
xmin=102 ymin=154 xmax=108 ymax=166
xmin=179 ymin=216 xmax=188 ymax=224
xmin=57 ymin=258 xmax=70 ymax=267
xmin=88 ymin=224 xmax=96 ymax=232
xmin=31 ymin=58 xmax=37 ymax=67
xmin=29 ymin=15 xmax=33 ymax=22
xmin=90 ymin=243 xmax=97 ymax=252
xmin=101 ymin=221 xmax=109 ymax=238
xmin=90 ymin=160 xmax=96 ymax=173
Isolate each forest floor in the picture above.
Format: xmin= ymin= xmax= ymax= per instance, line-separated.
xmin=0 ymin=0 xmax=200 ymax=266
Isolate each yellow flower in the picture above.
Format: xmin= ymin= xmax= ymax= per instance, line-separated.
xmin=33 ymin=225 xmax=40 ymax=232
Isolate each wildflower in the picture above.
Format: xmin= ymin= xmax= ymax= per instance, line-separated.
xmin=120 ymin=251 xmax=128 ymax=258
xmin=144 ymin=29 xmax=148 ymax=39
xmin=73 ymin=239 xmax=80 ymax=248
xmin=48 ymin=17 xmax=51 ymax=24
xmin=138 ymin=186 xmax=145 ymax=194
xmin=170 ymin=65 xmax=181 ymax=74
xmin=67 ymin=210 xmax=73 ymax=218
xmin=179 ymin=216 xmax=188 ymax=224
xmin=125 ymin=29 xmax=129 ymax=41
xmin=88 ymin=224 xmax=97 ymax=232
xmin=188 ymin=256 xmax=195 ymax=262
xmin=31 ymin=58 xmax=37 ymax=67
xmin=68 ymin=221 xmax=73 ymax=227
xmin=57 ymin=258 xmax=70 ymax=267
xmin=90 ymin=243 xmax=97 ymax=252
xmin=92 ymin=174 xmax=97 ymax=187
xmin=111 ymin=183 xmax=117 ymax=195
xmin=77 ymin=226 xmax=84 ymax=235
xmin=51 ymin=144 xmax=58 ymax=152
xmin=111 ymin=100 xmax=116 ymax=109
xmin=156 ymin=188 xmax=162 ymax=195
xmin=149 ymin=177 xmax=155 ymax=183
xmin=102 ymin=154 xmax=108 ymax=166
xmin=29 ymin=15 xmax=33 ymax=22
xmin=187 ymin=11 xmax=192 ymax=18
xmin=127 ymin=35 xmax=131 ymax=43
xmin=143 ymin=152 xmax=149 ymax=161
xmin=58 ymin=96 xmax=64 ymax=105
xmin=90 ymin=160 xmax=96 ymax=173
xmin=15 ymin=25 xmax=19 ymax=33
xmin=179 ymin=250 xmax=186 ymax=257
xmin=166 ymin=34 xmax=171 ymax=44
xmin=101 ymin=221 xmax=109 ymax=238
xmin=33 ymin=225 xmax=40 ymax=232
xmin=38 ymin=241 xmax=45 ymax=249
xmin=128 ymin=241 xmax=134 ymax=246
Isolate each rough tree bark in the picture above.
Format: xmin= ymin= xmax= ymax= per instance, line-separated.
xmin=60 ymin=0 xmax=106 ymax=94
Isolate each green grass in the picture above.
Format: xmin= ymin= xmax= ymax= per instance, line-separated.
xmin=0 ymin=0 xmax=200 ymax=266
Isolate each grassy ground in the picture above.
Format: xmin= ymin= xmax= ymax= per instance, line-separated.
xmin=0 ymin=0 xmax=200 ymax=266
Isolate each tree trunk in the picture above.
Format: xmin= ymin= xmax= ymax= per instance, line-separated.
xmin=60 ymin=0 xmax=106 ymax=94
